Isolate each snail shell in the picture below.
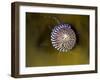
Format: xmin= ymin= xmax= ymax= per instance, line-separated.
xmin=51 ymin=24 xmax=76 ymax=52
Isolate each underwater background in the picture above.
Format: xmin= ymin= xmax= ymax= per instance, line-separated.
xmin=26 ymin=12 xmax=89 ymax=67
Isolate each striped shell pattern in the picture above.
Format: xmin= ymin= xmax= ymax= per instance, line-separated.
xmin=51 ymin=24 xmax=76 ymax=52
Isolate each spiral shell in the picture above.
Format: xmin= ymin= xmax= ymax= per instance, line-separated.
xmin=51 ymin=24 xmax=76 ymax=52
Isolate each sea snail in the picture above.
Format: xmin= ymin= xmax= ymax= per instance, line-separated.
xmin=51 ymin=23 xmax=76 ymax=52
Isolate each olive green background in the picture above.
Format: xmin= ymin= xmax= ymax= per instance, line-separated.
xmin=26 ymin=12 xmax=89 ymax=67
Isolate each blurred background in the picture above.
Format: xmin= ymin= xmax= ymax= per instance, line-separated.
xmin=26 ymin=12 xmax=89 ymax=67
